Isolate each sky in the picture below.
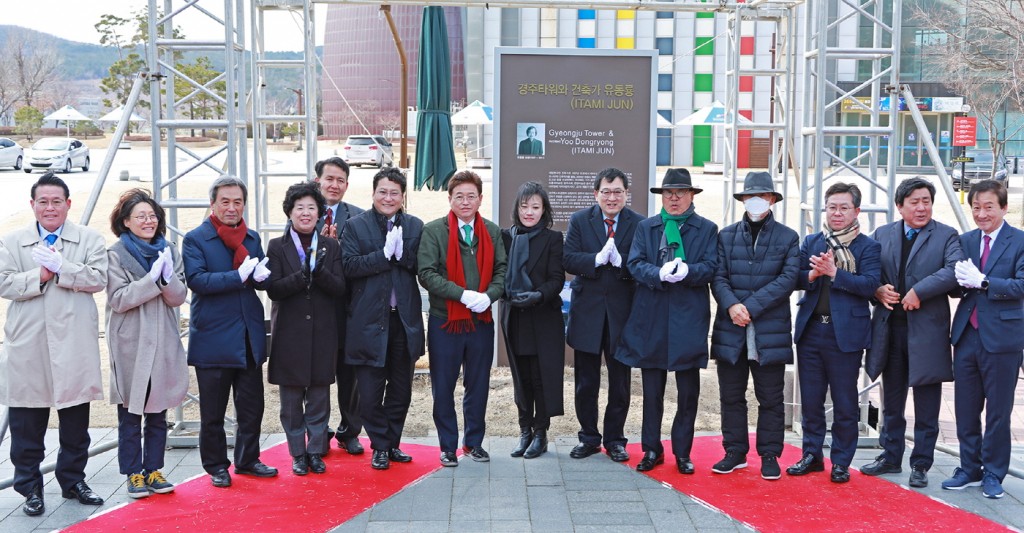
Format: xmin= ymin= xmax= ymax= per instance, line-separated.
xmin=3 ymin=0 xmax=327 ymax=51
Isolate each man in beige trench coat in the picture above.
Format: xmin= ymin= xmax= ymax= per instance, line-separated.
xmin=0 ymin=172 xmax=108 ymax=516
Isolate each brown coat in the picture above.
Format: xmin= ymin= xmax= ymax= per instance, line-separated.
xmin=105 ymin=241 xmax=190 ymax=414
xmin=265 ymin=233 xmax=346 ymax=386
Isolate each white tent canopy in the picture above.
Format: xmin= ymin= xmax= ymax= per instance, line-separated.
xmin=98 ymin=105 xmax=146 ymax=123
xmin=451 ymin=100 xmax=493 ymax=126
xmin=44 ymin=105 xmax=93 ymax=137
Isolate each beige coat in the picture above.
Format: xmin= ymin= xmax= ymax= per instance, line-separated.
xmin=105 ymin=241 xmax=189 ymax=414
xmin=0 ymin=221 xmax=107 ymax=409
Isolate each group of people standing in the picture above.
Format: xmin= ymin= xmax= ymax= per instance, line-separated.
xmin=0 ymin=159 xmax=1019 ymax=518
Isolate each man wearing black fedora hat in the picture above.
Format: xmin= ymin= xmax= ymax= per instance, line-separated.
xmin=616 ymin=168 xmax=719 ymax=474
xmin=709 ymin=171 xmax=800 ymax=481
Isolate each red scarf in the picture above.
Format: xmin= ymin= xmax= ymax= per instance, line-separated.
xmin=443 ymin=211 xmax=494 ymax=332
xmin=209 ymin=215 xmax=250 ymax=268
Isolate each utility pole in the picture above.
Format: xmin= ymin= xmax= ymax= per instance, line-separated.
xmin=291 ymin=87 xmax=304 ymax=151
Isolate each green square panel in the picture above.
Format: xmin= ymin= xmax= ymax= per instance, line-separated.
xmin=692 ymin=125 xmax=712 ymax=166
xmin=695 ymin=37 xmax=714 ymax=55
xmin=694 ymin=74 xmax=714 ymax=92
xmin=696 ymin=12 xmax=715 ymax=19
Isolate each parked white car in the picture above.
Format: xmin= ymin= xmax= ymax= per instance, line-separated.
xmin=25 ymin=137 xmax=90 ymax=173
xmin=342 ymin=135 xmax=394 ymax=168
xmin=0 ymin=137 xmax=23 ymax=170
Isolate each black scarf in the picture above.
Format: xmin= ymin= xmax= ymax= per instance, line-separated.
xmin=505 ymin=224 xmax=541 ymax=296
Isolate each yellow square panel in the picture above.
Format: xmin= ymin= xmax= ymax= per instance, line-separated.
xmin=616 ymin=37 xmax=635 ymax=49
xmin=617 ymin=10 xmax=635 ymax=19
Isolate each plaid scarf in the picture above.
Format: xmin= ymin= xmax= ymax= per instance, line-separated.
xmin=822 ymin=219 xmax=859 ymax=273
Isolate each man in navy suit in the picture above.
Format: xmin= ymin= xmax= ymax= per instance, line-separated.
xmin=314 ymin=157 xmax=366 ymax=455
xmin=787 ymin=182 xmax=880 ymax=483
xmin=942 ymin=179 xmax=1024 ymax=500
xmin=563 ymin=167 xmax=643 ymax=463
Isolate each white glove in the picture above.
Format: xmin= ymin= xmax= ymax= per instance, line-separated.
xmin=160 ymin=248 xmax=174 ymax=283
xmin=608 ymin=239 xmax=623 ymax=268
xmin=595 ymin=238 xmax=613 ymax=267
xmin=955 ymin=259 xmax=985 ymax=289
xmin=665 ymin=260 xmax=689 ymax=283
xmin=149 ymin=250 xmax=166 ymax=282
xmin=659 ymin=259 xmax=677 ymax=282
xmin=470 ymin=292 xmax=492 ymax=313
xmin=252 ymin=257 xmax=271 ymax=282
xmin=393 ymin=226 xmax=404 ymax=261
xmin=237 ymin=255 xmax=258 ymax=282
xmin=31 ymin=244 xmax=63 ymax=274
xmin=383 ymin=226 xmax=399 ymax=260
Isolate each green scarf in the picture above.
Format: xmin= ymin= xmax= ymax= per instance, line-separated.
xmin=661 ymin=206 xmax=693 ymax=260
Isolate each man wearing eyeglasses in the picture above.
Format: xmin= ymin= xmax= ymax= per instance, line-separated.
xmin=313 ymin=157 xmax=367 ymax=456
xmin=788 ymin=182 xmax=881 ymax=483
xmin=342 ymin=167 xmax=424 ymax=470
xmin=418 ymin=170 xmax=507 ymax=467
xmin=617 ymin=168 xmax=719 ymax=474
xmin=563 ymin=167 xmax=643 ymax=463
xmin=0 ymin=172 xmax=108 ymax=516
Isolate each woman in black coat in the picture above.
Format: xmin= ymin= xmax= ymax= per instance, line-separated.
xmin=500 ymin=181 xmax=566 ymax=459
xmin=265 ymin=182 xmax=346 ymax=476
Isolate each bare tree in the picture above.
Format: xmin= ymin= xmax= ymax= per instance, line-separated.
xmin=44 ymin=83 xmax=80 ymax=112
xmin=7 ymin=29 xmax=64 ymax=110
xmin=0 ymin=51 xmax=16 ymax=125
xmin=911 ymin=0 xmax=1024 ymax=163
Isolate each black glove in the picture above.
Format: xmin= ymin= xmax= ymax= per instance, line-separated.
xmin=510 ymin=291 xmax=542 ymax=308
xmin=312 ymin=247 xmax=327 ymax=275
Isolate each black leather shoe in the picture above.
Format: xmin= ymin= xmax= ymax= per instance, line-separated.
xmin=676 ymin=457 xmax=695 ymax=475
xmin=463 ymin=445 xmax=490 ymax=462
xmin=606 ymin=444 xmax=630 ymax=463
xmin=307 ymin=453 xmax=326 ymax=474
xmin=570 ymin=442 xmax=601 ymax=459
xmin=62 ymin=481 xmax=104 ymax=505
xmin=524 ymin=430 xmax=548 ymax=459
xmin=860 ymin=456 xmax=902 ymax=476
xmin=23 ymin=493 xmax=44 ymax=516
xmin=636 ymin=451 xmax=665 ymax=472
xmin=440 ymin=451 xmax=459 ymax=467
xmin=511 ymin=430 xmax=533 ymax=458
xmin=371 ymin=450 xmax=390 ymax=470
xmin=909 ymin=466 xmax=928 ymax=488
xmin=338 ymin=435 xmax=365 ymax=455
xmin=235 ymin=461 xmax=278 ymax=477
xmin=786 ymin=453 xmax=825 ymax=476
xmin=389 ymin=448 xmax=413 ymax=463
xmin=831 ymin=464 xmax=851 ymax=483
xmin=292 ymin=455 xmax=309 ymax=476
xmin=210 ymin=469 xmax=232 ymax=487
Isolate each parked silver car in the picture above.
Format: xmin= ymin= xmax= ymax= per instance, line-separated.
xmin=25 ymin=137 xmax=90 ymax=173
xmin=951 ymin=149 xmax=1010 ymax=191
xmin=0 ymin=137 xmax=23 ymax=170
xmin=342 ymin=135 xmax=394 ymax=168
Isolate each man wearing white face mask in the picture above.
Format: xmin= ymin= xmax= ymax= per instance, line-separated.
xmin=710 ymin=171 xmax=800 ymax=481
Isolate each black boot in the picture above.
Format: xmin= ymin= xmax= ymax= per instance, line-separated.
xmin=524 ymin=430 xmax=547 ymax=459
xmin=510 ymin=429 xmax=533 ymax=457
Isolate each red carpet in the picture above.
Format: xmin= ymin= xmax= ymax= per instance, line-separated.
xmin=630 ymin=435 xmax=1011 ymax=533
xmin=64 ymin=439 xmax=441 ymax=533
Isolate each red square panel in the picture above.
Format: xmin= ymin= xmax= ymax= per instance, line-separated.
xmin=739 ymin=76 xmax=754 ymax=92
xmin=740 ymin=36 xmax=755 ymax=55
xmin=739 ymin=109 xmax=753 ymax=121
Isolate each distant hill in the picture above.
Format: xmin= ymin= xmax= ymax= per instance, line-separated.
xmin=0 ymin=25 xmax=319 ymax=85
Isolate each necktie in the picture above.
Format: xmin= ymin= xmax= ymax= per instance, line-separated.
xmin=388 ymin=220 xmax=397 ymax=308
xmin=324 ymin=207 xmax=334 ymax=227
xmin=605 ymin=218 xmax=615 ymax=238
xmin=969 ymin=235 xmax=991 ymax=329
xmin=462 ymin=224 xmax=473 ymax=244
xmin=44 ymin=234 xmax=58 ymax=246
xmin=905 ymin=228 xmax=918 ymax=240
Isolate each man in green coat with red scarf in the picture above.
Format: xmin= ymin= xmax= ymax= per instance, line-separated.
xmin=417 ymin=170 xmax=507 ymax=467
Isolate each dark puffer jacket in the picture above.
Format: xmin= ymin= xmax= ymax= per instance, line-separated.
xmin=710 ymin=214 xmax=800 ymax=366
